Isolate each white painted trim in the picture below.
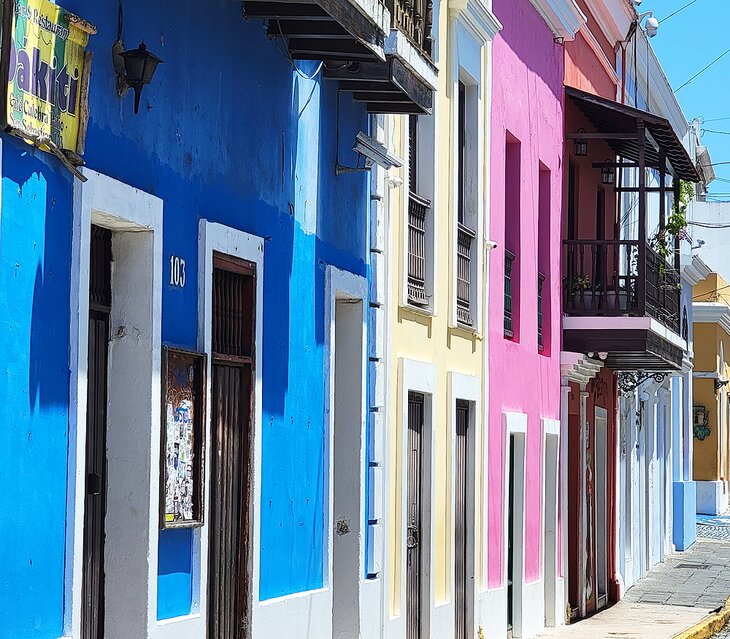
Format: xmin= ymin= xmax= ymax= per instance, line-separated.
xmin=503 ymin=412 xmax=527 ymax=637
xmin=681 ymin=255 xmax=712 ymax=287
xmin=448 ymin=0 xmax=502 ymax=42
xmin=529 ymin=0 xmax=586 ymax=40
xmin=394 ymin=358 xmax=437 ymax=638
xmin=542 ymin=418 xmax=561 ymax=629
xmin=198 ymin=222 xmax=269 ymax=638
xmin=384 ymin=30 xmax=438 ymax=90
xmin=694 ymin=302 xmax=730 ymax=335
xmin=67 ymin=169 xmax=163 ymax=639
xmin=324 ymin=266 xmax=369 ymax=638
xmin=446 ymin=18 xmax=490 ymax=332
xmin=448 ymin=372 xmax=480 ymax=636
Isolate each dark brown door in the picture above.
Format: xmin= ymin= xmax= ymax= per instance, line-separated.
xmin=455 ymin=401 xmax=470 ymax=639
xmin=82 ymin=226 xmax=112 ymax=639
xmin=208 ymin=255 xmax=255 ymax=639
xmin=406 ymin=392 xmax=424 ymax=639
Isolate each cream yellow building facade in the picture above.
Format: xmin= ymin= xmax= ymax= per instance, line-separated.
xmin=380 ymin=4 xmax=502 ymax=638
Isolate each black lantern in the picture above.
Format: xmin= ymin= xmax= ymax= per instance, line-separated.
xmin=119 ymin=42 xmax=163 ymax=114
xmin=601 ymin=161 xmax=616 ymax=185
xmin=574 ymin=129 xmax=588 ymax=157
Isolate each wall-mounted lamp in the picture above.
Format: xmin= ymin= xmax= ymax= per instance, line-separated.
xmin=113 ymin=41 xmax=163 ymax=114
xmin=601 ymin=161 xmax=616 ymax=185
xmin=574 ymin=129 xmax=588 ymax=157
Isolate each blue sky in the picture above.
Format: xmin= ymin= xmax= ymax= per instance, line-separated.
xmin=650 ymin=0 xmax=730 ymax=199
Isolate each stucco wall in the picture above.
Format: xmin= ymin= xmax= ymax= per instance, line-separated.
xmin=0 ymin=0 xmax=371 ymax=635
xmin=488 ymin=0 xmax=563 ymax=588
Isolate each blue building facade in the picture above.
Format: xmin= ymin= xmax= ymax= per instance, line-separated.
xmin=0 ymin=1 xmax=436 ymax=637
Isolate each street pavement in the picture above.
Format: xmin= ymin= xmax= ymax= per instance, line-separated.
xmin=539 ymin=518 xmax=730 ymax=639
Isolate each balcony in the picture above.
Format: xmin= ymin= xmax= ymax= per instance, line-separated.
xmin=563 ymin=239 xmax=684 ymax=370
xmin=245 ymin=0 xmax=437 ymax=113
xmin=562 ymin=87 xmax=700 ymax=373
xmin=456 ymin=224 xmax=475 ymax=326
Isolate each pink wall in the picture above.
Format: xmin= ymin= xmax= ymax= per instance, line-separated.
xmin=488 ymin=0 xmax=564 ymax=587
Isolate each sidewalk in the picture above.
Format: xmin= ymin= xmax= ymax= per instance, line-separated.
xmin=537 ymin=534 xmax=730 ymax=639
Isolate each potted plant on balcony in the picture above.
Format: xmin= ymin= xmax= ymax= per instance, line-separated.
xmin=567 ymin=274 xmax=592 ymax=309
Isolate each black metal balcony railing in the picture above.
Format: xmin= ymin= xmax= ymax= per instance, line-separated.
xmin=538 ymin=273 xmax=545 ymax=351
xmin=563 ymin=239 xmax=681 ymax=335
xmin=386 ymin=0 xmax=434 ymax=57
xmin=504 ymin=250 xmax=515 ymax=338
xmin=407 ymin=193 xmax=429 ymax=306
xmin=457 ymin=224 xmax=475 ymax=326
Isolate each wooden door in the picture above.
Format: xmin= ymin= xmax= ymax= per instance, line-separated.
xmin=406 ymin=393 xmax=425 ymax=639
xmin=454 ymin=401 xmax=470 ymax=639
xmin=82 ymin=226 xmax=112 ymax=639
xmin=208 ymin=255 xmax=255 ymax=639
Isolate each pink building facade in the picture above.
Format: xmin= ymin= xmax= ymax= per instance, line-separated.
xmin=483 ymin=1 xmax=582 ymax=637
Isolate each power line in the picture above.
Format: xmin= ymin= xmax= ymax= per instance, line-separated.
xmin=702 ymin=129 xmax=730 ymax=136
xmin=675 ymin=46 xmax=730 ymax=92
xmin=661 ymin=0 xmax=702 ymax=23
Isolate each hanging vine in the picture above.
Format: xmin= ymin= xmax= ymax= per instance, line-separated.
xmin=650 ymin=180 xmax=694 ymax=278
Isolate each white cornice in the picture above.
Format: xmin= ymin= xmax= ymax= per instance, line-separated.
xmin=449 ymin=0 xmax=503 ymax=42
xmin=693 ymin=302 xmax=730 ymax=335
xmin=561 ymin=351 xmax=603 ymax=385
xmin=584 ymin=0 xmax=633 ymax=46
xmin=529 ymin=0 xmax=586 ymax=40
xmin=682 ymin=254 xmax=712 ymax=287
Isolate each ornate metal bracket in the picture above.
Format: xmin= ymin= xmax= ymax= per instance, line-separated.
xmin=715 ymin=378 xmax=729 ymax=391
xmin=618 ymin=372 xmax=667 ymax=394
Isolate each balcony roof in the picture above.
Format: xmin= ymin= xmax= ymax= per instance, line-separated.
xmin=566 ymin=87 xmax=701 ymax=183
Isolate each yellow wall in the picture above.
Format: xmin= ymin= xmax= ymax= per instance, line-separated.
xmin=693 ymin=273 xmax=730 ymax=483
xmin=386 ymin=13 xmax=487 ymax=614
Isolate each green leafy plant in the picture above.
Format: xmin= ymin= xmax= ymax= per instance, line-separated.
xmin=650 ymin=180 xmax=694 ymax=275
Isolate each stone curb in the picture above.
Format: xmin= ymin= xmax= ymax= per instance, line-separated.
xmin=673 ymin=596 xmax=730 ymax=639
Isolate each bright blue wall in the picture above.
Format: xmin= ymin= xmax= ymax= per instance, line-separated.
xmin=0 ymin=139 xmax=73 ymax=638
xmin=67 ymin=0 xmax=369 ymax=612
xmin=1 ymin=0 xmax=371 ymax=626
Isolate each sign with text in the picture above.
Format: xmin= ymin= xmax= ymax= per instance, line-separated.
xmin=2 ymin=0 xmax=94 ymax=154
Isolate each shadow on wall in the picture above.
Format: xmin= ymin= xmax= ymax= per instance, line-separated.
xmin=0 ymin=137 xmax=73 ymax=638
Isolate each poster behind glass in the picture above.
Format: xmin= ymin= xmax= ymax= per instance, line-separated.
xmin=161 ymin=347 xmax=206 ymax=528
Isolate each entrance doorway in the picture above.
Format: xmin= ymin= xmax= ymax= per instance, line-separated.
xmin=406 ymin=392 xmax=425 ymax=639
xmin=454 ymin=400 xmax=473 ymax=639
xmin=81 ymin=225 xmax=112 ymax=639
xmin=208 ymin=254 xmax=256 ymax=639
xmin=332 ymin=298 xmax=364 ymax=639
xmin=507 ymin=432 xmax=526 ymax=637
xmin=594 ymin=408 xmax=608 ymax=609
xmin=544 ymin=432 xmax=559 ymax=627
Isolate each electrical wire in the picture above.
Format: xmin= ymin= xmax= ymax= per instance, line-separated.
xmin=660 ymin=0 xmax=702 ymax=23
xmin=675 ymin=46 xmax=730 ymax=92
xmin=702 ymin=129 xmax=730 ymax=136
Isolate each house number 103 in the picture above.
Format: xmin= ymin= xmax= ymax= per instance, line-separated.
xmin=169 ymin=256 xmax=186 ymax=288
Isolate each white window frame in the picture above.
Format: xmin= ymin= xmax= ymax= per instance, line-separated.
xmin=446 ymin=5 xmax=501 ymax=331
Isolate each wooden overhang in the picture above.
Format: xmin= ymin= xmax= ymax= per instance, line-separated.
xmin=566 ymin=87 xmax=700 ymax=183
xmin=563 ymin=328 xmax=684 ymax=372
xmin=324 ymin=58 xmax=433 ymax=114
xmin=244 ymin=1 xmax=387 ymax=61
xmin=243 ymin=2 xmax=434 ymax=114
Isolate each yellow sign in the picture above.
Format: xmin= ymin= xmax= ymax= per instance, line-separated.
xmin=4 ymin=0 xmax=94 ymax=154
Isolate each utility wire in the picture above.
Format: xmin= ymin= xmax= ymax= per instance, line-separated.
xmin=675 ymin=46 xmax=730 ymax=92
xmin=660 ymin=0 xmax=702 ymax=23
xmin=702 ymin=129 xmax=730 ymax=136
